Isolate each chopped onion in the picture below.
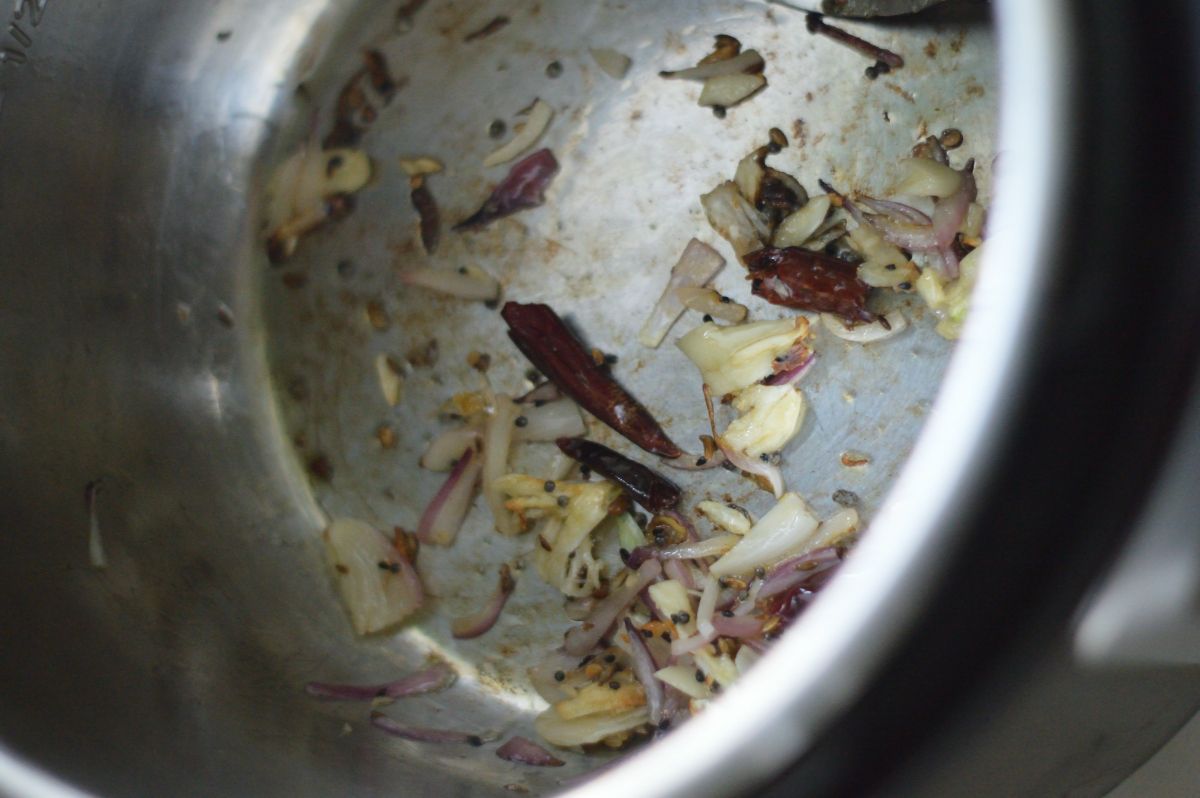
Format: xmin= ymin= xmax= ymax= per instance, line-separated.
xmin=647 ymin=579 xmax=696 ymax=638
xmin=858 ymin=196 xmax=931 ymax=225
xmin=420 ymin=426 xmax=480 ymax=471
xmin=857 ymin=256 xmax=920 ymax=289
xmin=638 ymin=238 xmax=727 ymax=349
xmin=695 ymin=573 xmax=721 ymax=637
xmin=677 ymin=317 xmax=808 ymax=396
xmin=590 ymin=48 xmax=631 ymax=79
xmin=400 ymin=265 xmax=501 ymax=301
xmin=484 ymin=395 xmax=520 ymax=535
xmin=892 ymin=157 xmax=962 ymax=198
xmin=496 ymin=736 xmax=565 ymax=767
xmin=761 ymin=349 xmax=814 ymax=387
xmin=733 ymin=150 xmax=766 ymax=205
xmin=961 ymin=201 xmax=986 ymax=240
xmin=511 ymin=398 xmax=586 ymax=442
xmin=821 ymin=311 xmax=908 ymax=343
xmin=306 ymin=662 xmax=456 ymax=701
xmin=669 ymin=626 xmax=717 ymax=658
xmin=563 ymin=559 xmax=661 ymax=655
xmin=534 ymin=706 xmax=649 ymax=747
xmin=417 ymin=444 xmax=482 ymax=546
xmin=451 ymin=564 xmax=515 ymax=639
xmin=772 ymin=195 xmax=831 ymax=248
xmin=675 ymin=286 xmax=747 ymax=323
xmin=483 ymin=99 xmax=554 ymax=168
xmin=692 ymin=647 xmax=739 ymax=690
xmin=757 ymin=545 xmax=844 ymax=601
xmin=324 ymin=518 xmax=423 ymax=635
xmin=660 ymin=49 xmax=764 ymax=80
xmin=654 ymin=665 xmax=713 ymax=700
xmin=700 ymin=181 xmax=771 ymax=264
xmin=710 ymin=493 xmax=819 ymax=577
xmin=734 ymin=643 xmax=761 ymax=673
xmin=930 ymin=160 xmax=977 ymax=279
xmin=698 ymin=72 xmax=766 ymax=108
xmin=370 ymin=713 xmax=482 ymax=745
xmin=375 ymin=353 xmax=404 ymax=407
xmin=696 ymin=501 xmax=752 ymax=535
xmin=722 ymin=384 xmax=806 ymax=458
xmin=702 ymin=385 xmax=784 ymax=498
xmin=710 ymin=614 xmax=764 ymax=638
xmin=866 ymin=215 xmax=939 ymax=251
xmin=662 ymin=558 xmax=698 ymax=591
xmin=804 ymin=221 xmax=849 ymax=253
xmin=515 ymin=380 xmax=562 ymax=405
xmin=655 ymin=534 xmax=739 ymax=561
xmin=623 ymin=618 xmax=665 ymax=724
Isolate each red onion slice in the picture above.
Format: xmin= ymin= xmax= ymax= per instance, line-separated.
xmin=858 ymin=196 xmax=932 ymax=225
xmin=451 ymin=564 xmax=516 ymax=639
xmin=496 ymin=736 xmax=565 ymax=767
xmin=417 ymin=445 xmax=482 ymax=546
xmin=762 ymin=349 xmax=815 ymax=387
xmin=670 ymin=626 xmax=718 ymax=657
xmin=370 ymin=712 xmax=483 ymax=745
xmin=563 ymin=559 xmax=662 ymax=656
xmin=305 ymin=662 xmax=456 ymax=701
xmin=663 ymin=558 xmax=697 ymax=591
xmin=710 ymin=613 xmax=765 ymax=638
xmin=930 ymin=159 xmax=976 ymax=279
xmin=623 ymin=618 xmax=665 ymax=725
xmin=756 ymin=545 xmax=845 ymax=601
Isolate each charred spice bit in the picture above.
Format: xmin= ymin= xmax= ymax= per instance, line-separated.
xmin=545 ymin=60 xmax=563 ymax=78
xmin=307 ymin=455 xmax=334 ymax=482
xmin=670 ymin=612 xmax=691 ymax=625
xmin=464 ymin=14 xmax=510 ymax=43
xmin=721 ymin=610 xmax=735 ymax=618
xmin=604 ymin=654 xmax=616 ymax=663
xmin=939 ymin=127 xmax=964 ymax=149
xmin=514 ymin=416 xmax=529 ymax=428
xmin=216 ymin=30 xmax=232 ymax=41
xmin=609 ymin=681 xmax=621 ymax=690
xmin=467 ymin=351 xmax=491 ymax=372
xmin=335 ymin=563 xmax=350 ymax=575
xmin=556 ymin=438 xmax=682 ymax=512
xmin=805 ymin=13 xmax=904 ymax=71
xmin=543 ymin=480 xmax=557 ymax=492
xmin=337 ymin=259 xmax=355 ymax=278
xmin=394 ymin=0 xmax=427 ymax=32
xmin=488 ymin=119 xmax=508 ymax=139
xmin=712 ymin=105 xmax=727 ymax=119
xmin=702 ymin=314 xmax=714 ymax=322
xmin=694 ymin=669 xmax=706 ymax=683
xmin=553 ymin=670 xmax=566 ymax=682
xmin=556 ymin=495 xmax=570 ymax=508
xmin=833 ymin=488 xmax=859 ymax=507
xmin=411 ymin=181 xmax=441 ymax=254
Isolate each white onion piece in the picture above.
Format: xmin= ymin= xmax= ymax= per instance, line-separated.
xmin=398 ymin=156 xmax=443 ymax=177
xmin=656 ymin=534 xmax=740 ymax=561
xmin=710 ymin=493 xmax=820 ymax=577
xmin=375 ymin=353 xmax=404 ymax=407
xmin=647 ymin=579 xmax=696 ymax=637
xmin=417 ymin=446 xmax=482 ymax=546
xmin=400 ymin=266 xmax=500 ymax=301
xmin=420 ymin=426 xmax=480 ymax=472
xmin=961 ymin=201 xmax=986 ymax=240
xmin=734 ymin=643 xmax=761 ymax=674
xmin=698 ymin=72 xmax=766 ymax=108
xmin=534 ymin=706 xmax=650 ymax=747
xmin=733 ymin=150 xmax=765 ymax=204
xmin=590 ymin=48 xmax=631 ymax=79
xmin=675 ymin=286 xmax=747 ymax=323
xmin=695 ymin=573 xmax=721 ymax=638
xmin=696 ymin=501 xmax=752 ymax=535
xmin=693 ymin=647 xmax=739 ymax=690
xmin=700 ymin=181 xmax=771 ymax=265
xmin=821 ymin=311 xmax=908 ymax=343
xmin=806 ymin=507 xmax=860 ymax=553
xmin=893 ymin=157 xmax=962 ymax=198
xmin=324 ymin=518 xmax=423 ymax=635
xmin=718 ymin=438 xmax=784 ymax=498
xmin=654 ymin=665 xmax=713 ymax=700
xmin=483 ymin=395 xmax=520 ymax=536
xmin=677 ymin=317 xmax=807 ymax=396
xmin=660 ymin=49 xmax=764 ymax=80
xmin=772 ymin=195 xmax=831 ymax=248
xmin=723 ymin=384 xmax=806 ymax=458
xmin=511 ymin=399 xmax=586 ymax=442
xmin=638 ymin=238 xmax=726 ymax=348
xmin=483 ymin=99 xmax=554 ymax=168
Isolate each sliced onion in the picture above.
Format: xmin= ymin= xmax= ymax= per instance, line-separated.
xmin=638 ymin=238 xmax=727 ymax=349
xmin=867 ymin=215 xmax=939 ymax=251
xmin=370 ymin=713 xmax=482 ymax=745
xmin=678 ymin=317 xmax=808 ymax=396
xmin=858 ymin=196 xmax=932 ymax=225
xmin=700 ymin=181 xmax=770 ymax=265
xmin=623 ymin=618 xmax=665 ymax=724
xmin=400 ymin=265 xmax=501 ymax=301
xmin=534 ymin=705 xmax=649 ymax=747
xmin=930 ymin=159 xmax=976 ymax=279
xmin=675 ymin=286 xmax=747 ymax=323
xmin=733 ymin=150 xmax=766 ymax=205
xmin=496 ymin=736 xmax=565 ymax=767
xmin=654 ymin=664 xmax=713 ymax=699
xmin=660 ymin=49 xmax=764 ymax=80
xmin=710 ymin=492 xmax=819 ymax=577
xmin=305 ymin=663 xmax=456 ymax=701
xmin=662 ymin=558 xmax=697 ymax=591
xmin=419 ymin=426 xmax=480 ymax=471
xmin=563 ymin=559 xmax=662 ymax=656
xmin=698 ymin=72 xmax=766 ymax=108
xmin=483 ymin=394 xmax=520 ymax=536
xmin=757 ymin=545 xmax=844 ymax=601
xmin=511 ymin=399 xmax=586 ymax=442
xmin=590 ymin=48 xmax=632 ymax=79
xmin=483 ymin=99 xmax=554 ymax=168
xmin=695 ymin=573 xmax=721 ymax=637
xmin=701 ymin=385 xmax=783 ymax=498
xmin=710 ymin=614 xmax=764 ymax=638
xmin=654 ymin=534 xmax=739 ymax=561
xmin=451 ymin=564 xmax=515 ymax=639
xmin=324 ymin=518 xmax=424 ymax=635
xmin=821 ymin=311 xmax=908 ymax=343
xmin=417 ymin=445 xmax=482 ymax=546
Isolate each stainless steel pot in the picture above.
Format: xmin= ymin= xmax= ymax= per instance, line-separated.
xmin=3 ymin=1 xmax=1200 ymax=796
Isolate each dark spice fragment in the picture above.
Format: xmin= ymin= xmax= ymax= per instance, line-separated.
xmin=411 ymin=182 xmax=440 ymax=254
xmin=464 ymin=15 xmax=510 ymax=42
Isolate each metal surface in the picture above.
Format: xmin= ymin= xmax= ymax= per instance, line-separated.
xmin=2 ymin=0 xmax=1197 ymax=797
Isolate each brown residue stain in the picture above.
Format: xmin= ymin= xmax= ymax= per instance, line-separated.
xmin=924 ymin=40 xmax=938 ymax=58
xmin=630 ymin=109 xmax=643 ymax=122
xmin=964 ymin=81 xmax=986 ymax=98
xmin=791 ymin=118 xmax=808 ymax=147
xmin=543 ymin=238 xmax=565 ymax=259
xmin=949 ymin=29 xmax=966 ymax=53
xmin=282 ymin=272 xmax=308 ymax=290
xmin=884 ymin=82 xmax=915 ymax=103
xmin=804 ymin=91 xmax=814 ymax=102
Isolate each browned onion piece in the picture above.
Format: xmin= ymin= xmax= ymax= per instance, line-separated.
xmin=454 ymin=149 xmax=559 ymax=230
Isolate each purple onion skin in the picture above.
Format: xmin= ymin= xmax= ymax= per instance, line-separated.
xmin=556 ymin=438 xmax=681 ymax=511
xmin=501 ymin=302 xmax=682 ymax=458
xmin=496 ymin=736 xmax=565 ymax=767
xmin=761 ymin=560 xmax=844 ymax=632
xmin=454 ymin=148 xmax=559 ymax=230
xmin=746 ymin=247 xmax=876 ymax=324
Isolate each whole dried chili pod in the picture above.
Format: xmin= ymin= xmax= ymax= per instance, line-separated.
xmin=744 ymin=246 xmax=877 ymax=324
xmin=556 ymin=438 xmax=681 ymax=512
xmin=501 ymin=302 xmax=683 ymax=458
